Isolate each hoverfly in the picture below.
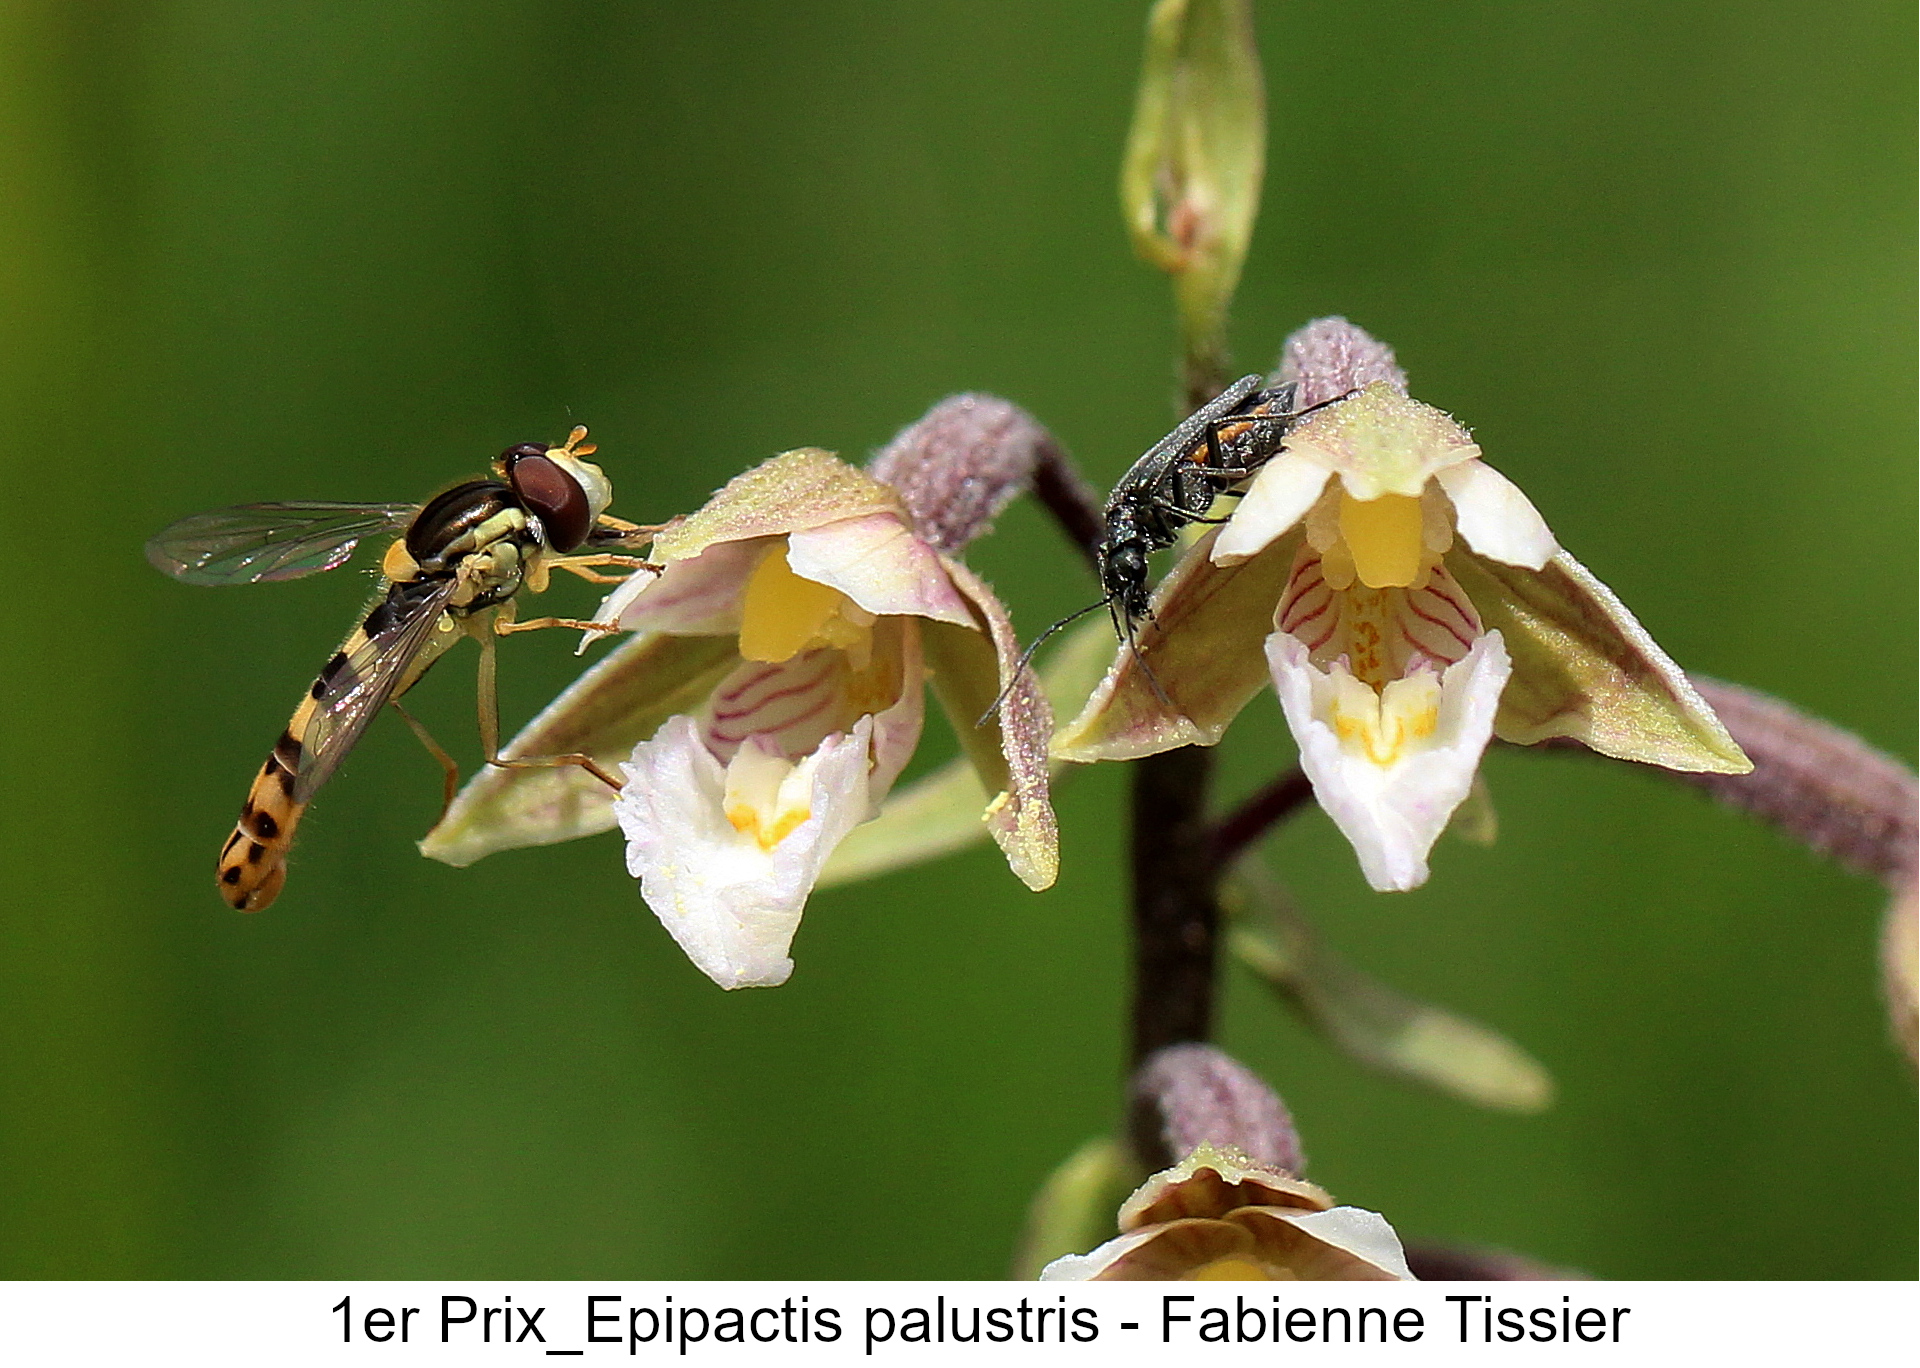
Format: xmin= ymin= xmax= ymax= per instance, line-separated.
xmin=146 ymin=427 xmax=654 ymax=911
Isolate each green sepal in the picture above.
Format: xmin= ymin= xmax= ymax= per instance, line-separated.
xmin=1448 ymin=549 xmax=1750 ymax=774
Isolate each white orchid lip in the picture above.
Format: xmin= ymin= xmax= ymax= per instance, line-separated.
xmin=617 ymin=716 xmax=877 ymax=990
xmin=1272 ymin=629 xmax=1511 ymax=891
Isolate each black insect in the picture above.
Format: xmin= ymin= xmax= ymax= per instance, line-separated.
xmin=986 ymin=376 xmax=1336 ymax=721
xmin=1094 ymin=373 xmax=1304 ymax=626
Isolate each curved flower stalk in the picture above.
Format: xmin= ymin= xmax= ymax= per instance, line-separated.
xmin=1056 ymin=317 xmax=1750 ymax=891
xmin=424 ymin=401 xmax=1058 ymax=991
xmin=1040 ymin=1144 xmax=1412 ymax=1281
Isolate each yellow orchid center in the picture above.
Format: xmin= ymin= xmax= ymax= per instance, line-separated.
xmin=1339 ymin=491 xmax=1425 ymax=589
xmin=721 ymin=744 xmax=814 ymax=852
xmin=737 ymin=540 xmax=876 ymax=666
xmin=1329 ymin=666 xmax=1442 ymax=767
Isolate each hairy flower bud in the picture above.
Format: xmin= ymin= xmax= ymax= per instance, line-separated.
xmin=1121 ymin=0 xmax=1265 ymax=393
xmin=1130 ymin=1043 xmax=1303 ymax=1172
xmin=867 ymin=394 xmax=1056 ymax=553
xmin=1272 ymin=315 xmax=1411 ymax=408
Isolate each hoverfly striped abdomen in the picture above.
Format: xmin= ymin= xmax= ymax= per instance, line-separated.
xmin=216 ymin=575 xmax=462 ymax=910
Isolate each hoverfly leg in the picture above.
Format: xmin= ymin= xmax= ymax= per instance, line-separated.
xmin=389 ymin=698 xmax=462 ymax=824
xmin=471 ymin=619 xmax=625 ymax=794
xmin=549 ymin=553 xmax=661 ymax=585
xmin=495 ymin=613 xmax=623 ymax=636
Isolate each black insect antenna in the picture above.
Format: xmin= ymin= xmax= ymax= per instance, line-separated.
xmin=975 ymin=594 xmax=1114 ymax=728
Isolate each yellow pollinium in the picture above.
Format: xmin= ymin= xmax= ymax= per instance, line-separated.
xmin=1339 ymin=492 xmax=1425 ymax=589
xmin=738 ymin=540 xmax=876 ymax=665
xmin=1330 ymin=668 xmax=1442 ymax=767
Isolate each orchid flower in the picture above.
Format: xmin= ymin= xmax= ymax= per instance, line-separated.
xmin=1055 ymin=318 xmax=1750 ymax=891
xmin=1040 ymin=1143 xmax=1412 ymax=1281
xmin=421 ymin=401 xmax=1058 ymax=990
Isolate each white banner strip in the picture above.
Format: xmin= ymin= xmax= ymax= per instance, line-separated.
xmin=2 ymin=1281 xmax=1910 ymax=1364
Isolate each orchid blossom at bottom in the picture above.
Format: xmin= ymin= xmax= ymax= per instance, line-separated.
xmin=1055 ymin=318 xmax=1750 ymax=892
xmin=1040 ymin=1144 xmax=1413 ymax=1281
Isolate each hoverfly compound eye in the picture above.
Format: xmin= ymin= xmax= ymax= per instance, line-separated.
xmin=500 ymin=442 xmax=549 ymax=466
xmin=509 ymin=453 xmax=592 ymax=551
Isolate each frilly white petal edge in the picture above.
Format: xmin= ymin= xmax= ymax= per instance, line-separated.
xmin=1268 ymin=630 xmax=1511 ymax=892
xmin=615 ymin=714 xmax=876 ymax=989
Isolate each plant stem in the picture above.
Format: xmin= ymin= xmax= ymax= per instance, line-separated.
xmin=1212 ymin=765 xmax=1314 ymax=864
xmin=1128 ymin=742 xmax=1221 ymax=1070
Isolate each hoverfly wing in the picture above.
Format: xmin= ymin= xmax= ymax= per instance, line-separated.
xmin=145 ymin=501 xmax=418 ymax=585
xmin=292 ymin=577 xmax=459 ymax=805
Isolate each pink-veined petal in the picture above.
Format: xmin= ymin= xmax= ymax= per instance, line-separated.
xmin=1434 ymin=461 xmax=1557 ymax=570
xmin=596 ymin=535 xmax=769 ymax=636
xmin=697 ymin=614 xmax=912 ymax=769
xmin=784 ymin=513 xmax=976 ymax=625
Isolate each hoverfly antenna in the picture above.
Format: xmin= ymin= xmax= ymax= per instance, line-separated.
xmin=974 ymin=595 xmax=1113 ymax=728
xmin=556 ymin=424 xmax=596 ymax=458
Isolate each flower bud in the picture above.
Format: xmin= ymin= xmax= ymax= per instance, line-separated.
xmin=1121 ymin=0 xmax=1265 ymax=390
xmin=1271 ymin=315 xmax=1410 ymax=408
xmin=1130 ymin=1042 xmax=1302 ymax=1172
xmin=867 ymin=394 xmax=1056 ymax=553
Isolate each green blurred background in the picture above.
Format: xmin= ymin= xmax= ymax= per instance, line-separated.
xmin=1 ymin=0 xmax=1910 ymax=1279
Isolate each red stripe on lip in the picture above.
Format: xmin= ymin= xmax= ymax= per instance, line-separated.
xmin=710 ymin=656 xmax=839 ymax=724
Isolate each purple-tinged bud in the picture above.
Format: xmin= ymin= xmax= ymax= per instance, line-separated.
xmin=1271 ymin=316 xmax=1410 ymax=409
xmin=1685 ymin=679 xmax=1916 ymax=887
xmin=1130 ymin=1042 xmax=1303 ymax=1173
xmin=867 ymin=394 xmax=1056 ymax=553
